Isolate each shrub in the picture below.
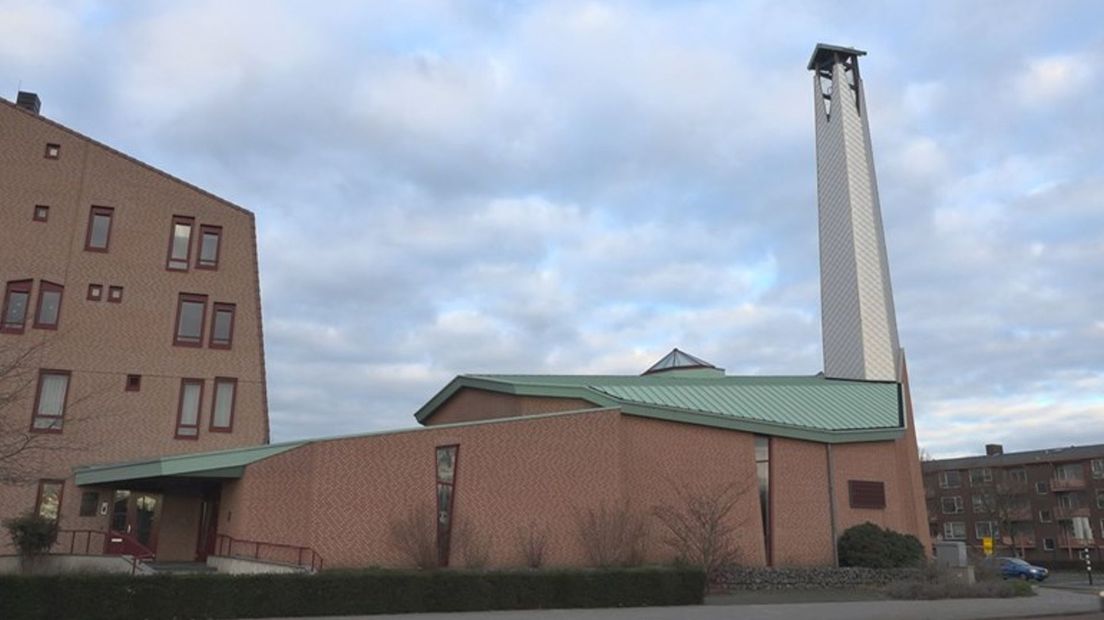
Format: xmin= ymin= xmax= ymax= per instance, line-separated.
xmin=652 ymin=481 xmax=750 ymax=583
xmin=3 ymin=513 xmax=58 ymax=557
xmin=515 ymin=521 xmax=548 ymax=569
xmin=574 ymin=503 xmax=648 ymax=567
xmin=387 ymin=503 xmax=437 ymax=570
xmin=455 ymin=520 xmax=492 ymax=569
xmin=837 ymin=522 xmax=923 ymax=569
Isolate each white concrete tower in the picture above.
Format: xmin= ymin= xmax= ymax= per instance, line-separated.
xmin=808 ymin=44 xmax=900 ymax=381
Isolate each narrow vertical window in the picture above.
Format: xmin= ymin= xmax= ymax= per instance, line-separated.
xmin=31 ymin=370 xmax=70 ymax=432
xmin=35 ymin=480 xmax=64 ymax=521
xmin=435 ymin=445 xmax=459 ymax=567
xmin=33 ymin=205 xmax=50 ymax=222
xmin=197 ymin=225 xmax=222 ymax=270
xmin=33 ymin=281 xmax=64 ymax=329
xmin=175 ymin=379 xmax=203 ymax=439
xmin=174 ymin=294 xmax=207 ymax=346
xmin=2 ymin=280 xmax=33 ymax=334
xmin=210 ymin=377 xmax=237 ymax=432
xmin=84 ymin=206 xmax=113 ymax=252
xmin=167 ymin=216 xmax=194 ymax=270
xmin=210 ymin=303 xmax=235 ymax=349
xmin=755 ymin=435 xmax=771 ymax=565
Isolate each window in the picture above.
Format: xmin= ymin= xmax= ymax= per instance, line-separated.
xmin=1054 ymin=463 xmax=1083 ymax=481
xmin=972 ymin=495 xmax=987 ymax=513
xmin=87 ymin=284 xmax=103 ymax=301
xmin=126 ymin=374 xmax=141 ymax=392
xmin=84 ymin=206 xmax=113 ymax=252
xmin=1042 ymin=538 xmax=1055 ymax=551
xmin=1008 ymin=468 xmax=1028 ymax=483
xmin=1039 ymin=509 xmax=1053 ymax=523
xmin=107 ymin=285 xmax=123 ymax=303
xmin=435 ymin=445 xmax=459 ymax=567
xmin=35 ymin=480 xmax=64 ymax=521
xmin=2 ymin=280 xmax=33 ymax=333
xmin=941 ymin=496 xmax=963 ymax=514
xmin=1092 ymin=459 xmax=1104 ymax=479
xmin=175 ymin=379 xmax=203 ymax=439
xmin=33 ymin=281 xmax=63 ymax=329
xmin=167 ymin=216 xmax=194 ymax=270
xmin=1036 ymin=481 xmax=1048 ymax=494
xmin=755 ymin=435 xmax=771 ymax=564
xmin=969 ymin=468 xmax=993 ymax=486
xmin=197 ymin=225 xmax=221 ymax=269
xmin=31 ymin=370 xmax=69 ymax=432
xmin=79 ymin=491 xmax=99 ymax=517
xmin=44 ymin=143 xmax=60 ymax=159
xmin=975 ymin=521 xmax=998 ymax=540
xmin=1057 ymin=492 xmax=1081 ymax=509
xmin=174 ymin=294 xmax=207 ymax=346
xmin=1097 ymin=490 xmax=1104 ymax=510
xmin=210 ymin=378 xmax=236 ymax=432
xmin=848 ymin=480 xmax=886 ymax=509
xmin=33 ymin=205 xmax=49 ymax=222
xmin=939 ymin=471 xmax=961 ymax=489
xmin=943 ymin=522 xmax=966 ymax=540
xmin=210 ymin=303 xmax=235 ymax=349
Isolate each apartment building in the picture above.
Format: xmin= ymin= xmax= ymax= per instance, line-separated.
xmin=0 ymin=92 xmax=268 ymax=562
xmin=923 ymin=443 xmax=1104 ymax=565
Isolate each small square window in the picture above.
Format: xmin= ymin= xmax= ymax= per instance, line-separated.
xmin=1039 ymin=509 xmax=1052 ymax=523
xmin=87 ymin=284 xmax=103 ymax=301
xmin=125 ymin=374 xmax=141 ymax=392
xmin=1042 ymin=538 xmax=1056 ymax=551
xmin=108 ymin=286 xmax=123 ymax=303
xmin=1036 ymin=481 xmax=1048 ymax=494
xmin=44 ymin=143 xmax=60 ymax=159
xmin=79 ymin=491 xmax=99 ymax=517
xmin=33 ymin=205 xmax=49 ymax=222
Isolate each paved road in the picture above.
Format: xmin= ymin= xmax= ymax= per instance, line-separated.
xmin=255 ymin=586 xmax=1103 ymax=620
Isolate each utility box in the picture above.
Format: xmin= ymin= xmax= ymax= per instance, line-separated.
xmin=934 ymin=541 xmax=968 ymax=568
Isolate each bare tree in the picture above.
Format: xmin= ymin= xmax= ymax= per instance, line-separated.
xmin=387 ymin=502 xmax=437 ymax=569
xmin=515 ymin=520 xmax=548 ymax=569
xmin=455 ymin=518 xmax=492 ymax=569
xmin=574 ymin=502 xmax=648 ymax=567
xmin=971 ymin=473 xmax=1033 ymax=555
xmin=651 ymin=480 xmax=752 ymax=582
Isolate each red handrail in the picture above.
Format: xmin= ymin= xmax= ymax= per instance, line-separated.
xmin=214 ymin=534 xmax=323 ymax=572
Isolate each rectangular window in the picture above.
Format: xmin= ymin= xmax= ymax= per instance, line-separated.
xmin=197 ymin=225 xmax=222 ymax=269
xmin=33 ymin=281 xmax=63 ymax=329
xmin=210 ymin=377 xmax=237 ymax=432
xmin=848 ymin=480 xmax=886 ymax=509
xmin=1054 ymin=463 xmax=1083 ymax=481
xmin=35 ymin=480 xmax=64 ymax=521
xmin=79 ymin=491 xmax=99 ymax=517
xmin=33 ymin=205 xmax=49 ymax=222
xmin=969 ymin=468 xmax=992 ymax=486
xmin=1097 ymin=490 xmax=1104 ymax=510
xmin=2 ymin=280 xmax=33 ymax=333
xmin=174 ymin=294 xmax=207 ymax=346
xmin=84 ymin=206 xmax=113 ymax=252
xmin=1008 ymin=468 xmax=1028 ymax=483
xmin=435 ymin=445 xmax=459 ymax=567
xmin=975 ymin=521 xmax=998 ymax=540
xmin=175 ymin=379 xmax=203 ymax=439
xmin=209 ymin=303 xmax=235 ymax=349
xmin=943 ymin=522 xmax=966 ymax=540
xmin=31 ymin=370 xmax=70 ymax=432
xmin=87 ymin=284 xmax=103 ymax=301
xmin=1036 ymin=481 xmax=1048 ymax=494
xmin=126 ymin=374 xmax=141 ymax=392
xmin=107 ymin=285 xmax=123 ymax=303
xmin=1092 ymin=459 xmax=1104 ymax=479
xmin=972 ymin=495 xmax=986 ymax=513
xmin=167 ymin=216 xmax=194 ymax=270
xmin=44 ymin=143 xmax=60 ymax=159
xmin=941 ymin=496 xmax=963 ymax=514
xmin=1057 ymin=492 xmax=1080 ymax=509
xmin=939 ymin=471 xmax=961 ymax=489
xmin=1042 ymin=538 xmax=1055 ymax=551
xmin=1039 ymin=509 xmax=1053 ymax=523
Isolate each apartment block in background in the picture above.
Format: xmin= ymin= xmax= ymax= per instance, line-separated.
xmin=0 ymin=92 xmax=268 ymax=562
xmin=923 ymin=443 xmax=1104 ymax=566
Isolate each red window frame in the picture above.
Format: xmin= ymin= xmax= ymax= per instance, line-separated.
xmin=1 ymin=280 xmax=33 ymax=334
xmin=35 ymin=480 xmax=65 ymax=521
xmin=33 ymin=205 xmax=49 ymax=222
xmin=30 ymin=369 xmax=70 ymax=434
xmin=173 ymin=293 xmax=208 ymax=347
xmin=175 ymin=378 xmax=204 ymax=440
xmin=33 ymin=281 xmax=64 ymax=330
xmin=44 ymin=143 xmax=60 ymax=159
xmin=84 ymin=206 xmax=114 ymax=252
xmin=209 ymin=303 xmax=235 ymax=349
xmin=166 ymin=216 xmax=195 ymax=271
xmin=196 ymin=225 xmax=222 ymax=270
xmin=209 ymin=377 xmax=237 ymax=432
xmin=435 ymin=444 xmax=460 ymax=567
xmin=107 ymin=285 xmax=123 ymax=303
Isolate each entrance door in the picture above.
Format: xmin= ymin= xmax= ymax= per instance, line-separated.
xmin=194 ymin=496 xmax=220 ymax=561
xmin=105 ymin=490 xmax=160 ymax=558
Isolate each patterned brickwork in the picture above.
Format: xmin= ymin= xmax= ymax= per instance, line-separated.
xmin=771 ymin=437 xmax=835 ymax=566
xmin=0 ymin=99 xmax=268 ymax=554
xmin=424 ymin=388 xmax=596 ymax=425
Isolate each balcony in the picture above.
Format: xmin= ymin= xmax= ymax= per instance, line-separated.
xmin=1060 ymin=538 xmax=1094 ymax=549
xmin=1001 ymin=535 xmax=1036 ymax=548
xmin=1054 ymin=506 xmax=1091 ymax=519
xmin=1050 ymin=477 xmax=1085 ymax=491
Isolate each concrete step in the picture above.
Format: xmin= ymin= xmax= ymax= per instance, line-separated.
xmin=145 ymin=561 xmax=216 ymax=574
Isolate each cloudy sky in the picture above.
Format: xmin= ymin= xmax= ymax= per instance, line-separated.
xmin=3 ymin=1 xmax=1101 ymax=458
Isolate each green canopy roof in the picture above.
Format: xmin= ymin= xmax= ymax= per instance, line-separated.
xmin=415 ymin=373 xmax=904 ymax=443
xmin=74 ymin=441 xmax=308 ymax=486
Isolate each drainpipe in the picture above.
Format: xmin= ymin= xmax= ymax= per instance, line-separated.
xmin=826 ymin=443 xmax=839 ymax=567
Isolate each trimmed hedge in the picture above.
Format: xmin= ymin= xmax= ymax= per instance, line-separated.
xmin=838 ymin=522 xmax=924 ymax=569
xmin=0 ymin=566 xmax=705 ymax=620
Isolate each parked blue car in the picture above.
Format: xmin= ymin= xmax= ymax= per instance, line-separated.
xmin=996 ymin=557 xmax=1049 ymax=581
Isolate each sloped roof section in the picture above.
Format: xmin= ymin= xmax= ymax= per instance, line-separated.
xmin=74 ymin=441 xmax=308 ymax=486
xmin=642 ymin=348 xmax=721 ymax=375
xmin=415 ymin=373 xmax=904 ymax=443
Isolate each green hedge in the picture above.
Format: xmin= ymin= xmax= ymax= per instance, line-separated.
xmin=0 ymin=566 xmax=705 ymax=620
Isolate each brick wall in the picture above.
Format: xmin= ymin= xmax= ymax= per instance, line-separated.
xmin=424 ymin=388 xmax=596 ymax=425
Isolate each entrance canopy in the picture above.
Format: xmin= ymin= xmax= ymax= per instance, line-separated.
xmin=75 ymin=442 xmax=307 ymax=487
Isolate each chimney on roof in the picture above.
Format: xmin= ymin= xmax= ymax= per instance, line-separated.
xmin=16 ymin=91 xmax=41 ymax=115
xmin=985 ymin=444 xmax=1003 ymax=456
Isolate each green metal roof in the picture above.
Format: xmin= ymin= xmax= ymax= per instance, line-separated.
xmin=414 ymin=373 xmax=905 ymax=443
xmin=74 ymin=441 xmax=308 ymax=486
